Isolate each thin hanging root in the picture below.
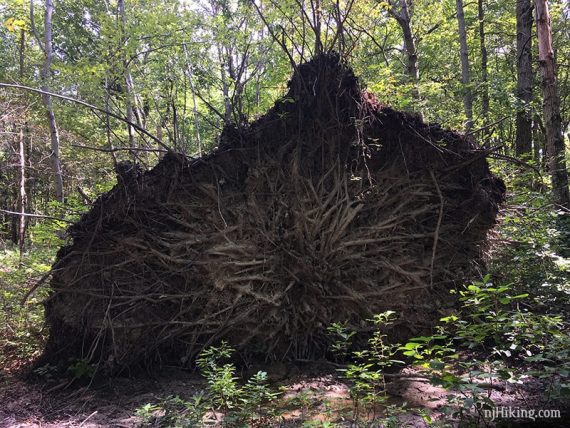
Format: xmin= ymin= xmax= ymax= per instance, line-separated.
xmin=430 ymin=170 xmax=444 ymax=288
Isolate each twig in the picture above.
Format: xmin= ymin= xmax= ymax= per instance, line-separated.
xmin=71 ymin=144 xmax=167 ymax=153
xmin=489 ymin=152 xmax=543 ymax=178
xmin=76 ymin=186 xmax=93 ymax=205
xmin=0 ymin=83 xmax=170 ymax=152
xmin=78 ymin=411 xmax=98 ymax=427
xmin=0 ymin=208 xmax=74 ymax=223
xmin=429 ymin=170 xmax=444 ymax=288
xmin=20 ymin=271 xmax=51 ymax=305
xmin=466 ymin=115 xmax=510 ymax=136
xmin=250 ymin=0 xmax=298 ymax=70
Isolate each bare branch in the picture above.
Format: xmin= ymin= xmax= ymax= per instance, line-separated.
xmin=0 ymin=82 xmax=170 ymax=152
xmin=29 ymin=0 xmax=46 ymax=53
xmin=71 ymin=144 xmax=167 ymax=153
xmin=0 ymin=208 xmax=74 ymax=223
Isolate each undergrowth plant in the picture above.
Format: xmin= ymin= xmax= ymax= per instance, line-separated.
xmin=325 ymin=273 xmax=569 ymax=426
xmin=0 ymin=198 xmax=86 ymax=369
xmin=400 ymin=277 xmax=570 ymax=425
xmin=333 ymin=311 xmax=407 ymax=424
xmin=136 ymin=341 xmax=280 ymax=427
xmin=0 ymin=245 xmax=54 ymax=367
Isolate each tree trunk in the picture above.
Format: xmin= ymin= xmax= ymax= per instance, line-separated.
xmin=41 ymin=0 xmax=64 ymax=203
xmin=218 ymin=45 xmax=232 ymax=125
xmin=17 ymin=29 xmax=28 ymax=255
xmin=18 ymin=126 xmax=28 ymax=256
xmin=118 ymin=0 xmax=135 ymax=151
xmin=515 ymin=0 xmax=533 ymax=156
xmin=477 ymin=0 xmax=489 ymax=135
xmin=104 ymin=73 xmax=118 ymax=166
xmin=456 ymin=0 xmax=473 ymax=132
xmin=19 ymin=28 xmax=25 ymax=78
xmin=535 ymin=0 xmax=570 ymax=208
xmin=313 ymin=0 xmax=322 ymax=55
xmin=183 ymin=44 xmax=202 ymax=156
xmin=389 ymin=1 xmax=420 ymax=102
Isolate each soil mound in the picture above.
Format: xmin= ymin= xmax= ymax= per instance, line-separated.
xmin=42 ymin=54 xmax=505 ymax=372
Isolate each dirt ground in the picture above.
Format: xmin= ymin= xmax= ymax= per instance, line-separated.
xmin=1 ymin=362 xmax=568 ymax=428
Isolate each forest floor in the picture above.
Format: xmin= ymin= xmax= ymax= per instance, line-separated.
xmin=0 ymin=361 xmax=566 ymax=427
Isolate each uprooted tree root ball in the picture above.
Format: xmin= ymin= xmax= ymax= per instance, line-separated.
xmin=41 ymin=54 xmax=505 ymax=372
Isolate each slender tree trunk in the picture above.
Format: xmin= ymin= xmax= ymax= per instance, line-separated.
xmin=118 ymin=0 xmax=141 ymax=154
xmin=17 ymin=28 xmax=28 ymax=255
xmin=118 ymin=0 xmax=132 ymax=146
xmin=218 ymin=45 xmax=232 ymax=125
xmin=477 ymin=0 xmax=489 ymax=133
xmin=17 ymin=126 xmax=27 ymax=256
xmin=333 ymin=0 xmax=346 ymax=56
xmin=313 ymin=0 xmax=322 ymax=55
xmin=19 ymin=28 xmax=25 ymax=78
xmin=104 ymin=73 xmax=118 ymax=166
xmin=40 ymin=0 xmax=64 ymax=202
xmin=515 ymin=0 xmax=533 ymax=156
xmin=183 ymin=44 xmax=202 ymax=155
xmin=400 ymin=0 xmax=420 ymax=101
xmin=389 ymin=1 xmax=420 ymax=102
xmin=456 ymin=0 xmax=473 ymax=132
xmin=535 ymin=0 xmax=570 ymax=208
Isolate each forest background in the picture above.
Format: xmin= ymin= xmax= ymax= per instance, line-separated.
xmin=0 ymin=0 xmax=569 ymax=425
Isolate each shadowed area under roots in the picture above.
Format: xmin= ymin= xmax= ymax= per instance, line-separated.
xmin=41 ymin=53 xmax=505 ymax=373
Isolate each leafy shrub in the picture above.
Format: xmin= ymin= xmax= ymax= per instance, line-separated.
xmin=136 ymin=341 xmax=280 ymax=427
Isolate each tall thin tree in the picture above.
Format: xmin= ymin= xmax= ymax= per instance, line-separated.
xmin=118 ymin=0 xmax=144 ymax=152
xmin=388 ymin=0 xmax=420 ymax=102
xmin=17 ymin=29 xmax=28 ymax=255
xmin=515 ymin=0 xmax=533 ymax=156
xmin=535 ymin=0 xmax=570 ymax=208
xmin=456 ymin=0 xmax=473 ymax=132
xmin=477 ymin=0 xmax=489 ymax=134
xmin=33 ymin=0 xmax=64 ymax=202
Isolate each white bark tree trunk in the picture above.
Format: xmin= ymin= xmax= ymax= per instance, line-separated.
xmin=40 ymin=0 xmax=64 ymax=203
xmin=18 ymin=126 xmax=27 ymax=255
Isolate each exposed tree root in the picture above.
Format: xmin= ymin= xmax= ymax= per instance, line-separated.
xmin=41 ymin=54 xmax=505 ymax=373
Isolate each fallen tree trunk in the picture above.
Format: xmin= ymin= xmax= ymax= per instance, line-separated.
xmin=41 ymin=54 xmax=505 ymax=372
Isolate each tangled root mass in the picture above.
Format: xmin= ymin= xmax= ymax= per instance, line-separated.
xmin=42 ymin=54 xmax=505 ymax=372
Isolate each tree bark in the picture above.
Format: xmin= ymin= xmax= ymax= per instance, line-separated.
xmin=313 ymin=0 xmax=323 ymax=55
xmin=535 ymin=0 xmax=570 ymax=208
xmin=104 ymin=73 xmax=118 ymax=166
xmin=19 ymin=28 xmax=25 ymax=78
xmin=515 ymin=0 xmax=533 ymax=156
xmin=183 ymin=44 xmax=202 ymax=155
xmin=118 ymin=0 xmax=135 ymax=150
xmin=477 ymin=0 xmax=489 ymax=134
xmin=218 ymin=45 xmax=233 ymax=125
xmin=17 ymin=28 xmax=28 ymax=254
xmin=389 ymin=1 xmax=420 ymax=101
xmin=40 ymin=0 xmax=64 ymax=202
xmin=17 ymin=126 xmax=28 ymax=255
xmin=456 ymin=0 xmax=473 ymax=132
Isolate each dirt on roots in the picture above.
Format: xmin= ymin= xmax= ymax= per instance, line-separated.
xmin=41 ymin=53 xmax=505 ymax=373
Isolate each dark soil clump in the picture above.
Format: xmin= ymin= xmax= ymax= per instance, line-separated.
xmin=41 ymin=53 xmax=505 ymax=372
